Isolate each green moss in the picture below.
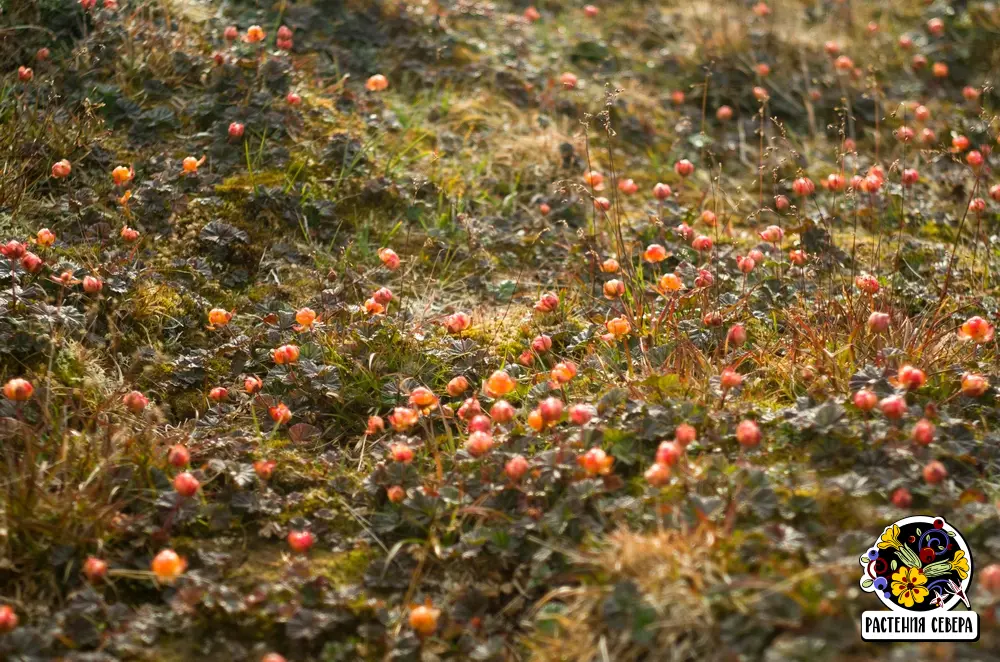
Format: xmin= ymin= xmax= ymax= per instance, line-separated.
xmin=128 ymin=281 xmax=184 ymax=322
xmin=52 ymin=344 xmax=88 ymax=386
xmin=228 ymin=545 xmax=371 ymax=588
xmin=311 ymin=547 xmax=372 ymax=586
xmin=917 ymin=221 xmax=953 ymax=241
xmin=215 ymin=170 xmax=288 ymax=194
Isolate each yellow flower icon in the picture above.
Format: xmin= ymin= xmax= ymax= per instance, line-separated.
xmin=878 ymin=524 xmax=902 ymax=550
xmin=891 ymin=566 xmax=929 ymax=609
xmin=949 ymin=550 xmax=970 ymax=580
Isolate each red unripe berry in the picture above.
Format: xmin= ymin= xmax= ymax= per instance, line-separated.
xmin=83 ymin=556 xmax=108 ymax=583
xmin=538 ymin=397 xmax=564 ymax=423
xmin=618 ymin=178 xmax=638 ymax=195
xmin=645 ymin=462 xmax=671 ymax=486
xmin=2 ymin=240 xmax=27 ymax=260
xmin=123 ymin=390 xmax=149 ymax=412
xmin=83 ymin=275 xmax=103 ymax=294
xmin=792 ymin=177 xmax=815 ymax=197
xmin=853 ymin=389 xmax=878 ymax=411
xmin=897 ymin=365 xmax=926 ymax=390
xmin=456 ymin=398 xmax=481 ymax=421
xmin=173 ymin=472 xmax=200 ymax=497
xmin=489 ymin=400 xmax=515 ymax=423
xmin=855 ymin=273 xmax=880 ymax=294
xmin=887 ymin=488 xmax=913 ymax=511
xmin=834 ymin=56 xmax=853 ymax=72
xmin=465 ymin=430 xmax=494 ymax=457
xmin=911 ymin=418 xmax=935 ymax=446
xmin=568 ymin=403 xmax=594 ymax=426
xmin=505 ymin=455 xmax=529 ymax=481
xmin=447 ymin=376 xmax=469 ymax=397
xmin=468 ymin=414 xmax=492 ymax=433
xmin=167 ymin=444 xmax=190 ymax=467
xmin=535 ymin=291 xmax=559 ymax=313
xmin=531 ymin=335 xmax=553 ymax=352
xmin=51 ymin=159 xmax=72 ymax=178
xmin=736 ymin=420 xmax=761 ymax=447
xmin=254 ymin=460 xmax=276 ymax=479
xmin=720 ymin=367 xmax=743 ymax=390
xmin=390 ymin=443 xmax=414 ymax=463
xmin=867 ymin=312 xmax=890 ymax=333
xmin=3 ymin=378 xmax=34 ymax=401
xmin=922 ymin=460 xmax=947 ymax=485
xmin=0 ymin=605 xmax=18 ymax=633
xmin=675 ymin=423 xmax=697 ymax=447
xmin=961 ymin=373 xmax=990 ymax=397
xmin=409 ymin=603 xmax=441 ymax=636
xmin=174 ymin=471 xmax=201 ymax=497
xmin=287 ymin=530 xmax=315 ymax=553
xmin=879 ymin=395 xmax=907 ymax=420
xmin=981 ymin=564 xmax=1000 ymax=593
xmin=692 ymin=235 xmax=713 ymax=252
xmin=17 ymin=250 xmax=41 ymax=273
xmin=727 ymin=323 xmax=747 ymax=347
xmin=655 ymin=440 xmax=682 ymax=466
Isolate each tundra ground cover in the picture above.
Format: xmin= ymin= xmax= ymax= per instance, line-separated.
xmin=2 ymin=0 xmax=1000 ymax=660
